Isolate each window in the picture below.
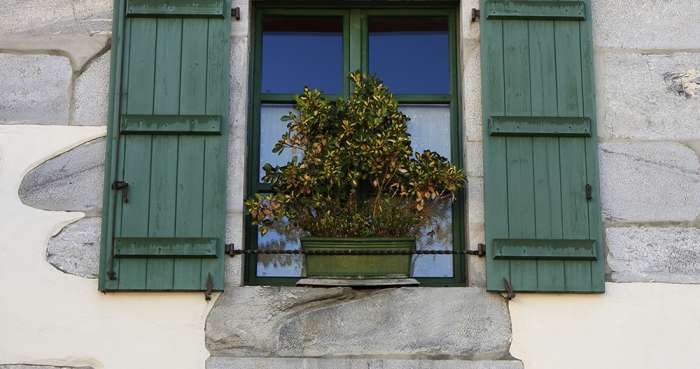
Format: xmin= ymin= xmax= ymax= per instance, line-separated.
xmin=246 ymin=5 xmax=463 ymax=286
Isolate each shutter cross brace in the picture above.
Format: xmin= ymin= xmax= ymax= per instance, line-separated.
xmin=225 ymin=243 xmax=486 ymax=257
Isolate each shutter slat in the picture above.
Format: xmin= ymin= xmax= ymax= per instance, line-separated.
xmin=127 ymin=0 xmax=225 ymax=17
xmin=486 ymin=1 xmax=586 ymax=20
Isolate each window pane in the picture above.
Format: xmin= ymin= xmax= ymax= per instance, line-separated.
xmin=259 ymin=104 xmax=303 ymax=181
xmin=369 ymin=16 xmax=449 ymax=94
xmin=401 ymin=104 xmax=451 ymax=158
xmin=257 ymin=217 xmax=302 ymax=277
xmin=400 ymin=104 xmax=454 ymax=278
xmin=412 ymin=202 xmax=453 ymax=278
xmin=262 ymin=16 xmax=344 ymax=94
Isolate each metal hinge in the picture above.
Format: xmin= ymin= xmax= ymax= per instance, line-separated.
xmin=471 ymin=8 xmax=480 ymax=22
xmin=476 ymin=243 xmax=486 ymax=257
xmin=111 ymin=180 xmax=129 ymax=203
xmin=225 ymin=243 xmax=236 ymax=257
xmin=585 ymin=184 xmax=593 ymax=201
xmin=231 ymin=7 xmax=240 ymax=21
xmin=502 ymin=278 xmax=516 ymax=301
xmin=205 ymin=273 xmax=214 ymax=301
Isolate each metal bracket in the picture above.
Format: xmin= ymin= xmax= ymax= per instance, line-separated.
xmin=225 ymin=243 xmax=236 ymax=257
xmin=107 ymin=270 xmax=117 ymax=280
xmin=205 ymin=273 xmax=214 ymax=301
xmin=476 ymin=243 xmax=486 ymax=257
xmin=471 ymin=8 xmax=480 ymax=23
xmin=231 ymin=7 xmax=240 ymax=21
xmin=502 ymin=278 xmax=516 ymax=301
xmin=111 ymin=180 xmax=129 ymax=203
xmin=585 ymin=184 xmax=593 ymax=201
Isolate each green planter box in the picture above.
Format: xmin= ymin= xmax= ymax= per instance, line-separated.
xmin=301 ymin=237 xmax=416 ymax=279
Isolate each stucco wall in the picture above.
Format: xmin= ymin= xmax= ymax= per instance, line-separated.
xmin=1 ymin=1 xmax=699 ymax=369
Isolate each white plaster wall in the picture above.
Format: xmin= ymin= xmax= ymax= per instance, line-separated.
xmin=510 ymin=283 xmax=700 ymax=369
xmin=0 ymin=126 xmax=217 ymax=369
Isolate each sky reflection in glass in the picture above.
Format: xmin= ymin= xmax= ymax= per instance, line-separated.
xmin=369 ymin=17 xmax=449 ymax=94
xmin=262 ymin=16 xmax=343 ymax=94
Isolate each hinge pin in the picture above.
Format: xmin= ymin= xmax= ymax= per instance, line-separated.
xmin=205 ymin=273 xmax=214 ymax=301
xmin=585 ymin=184 xmax=593 ymax=201
xmin=471 ymin=9 xmax=480 ymax=23
xmin=112 ymin=181 xmax=129 ymax=203
xmin=231 ymin=7 xmax=240 ymax=21
xmin=502 ymin=278 xmax=516 ymax=301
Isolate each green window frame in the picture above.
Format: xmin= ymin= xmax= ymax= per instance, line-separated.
xmin=245 ymin=2 xmax=465 ymax=286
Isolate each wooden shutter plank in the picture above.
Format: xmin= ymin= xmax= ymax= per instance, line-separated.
xmin=201 ymin=136 xmax=226 ymax=290
xmin=506 ymin=137 xmax=538 ymax=290
xmin=154 ymin=18 xmax=183 ymax=115
xmin=180 ymin=18 xmax=209 ymax=115
xmin=581 ymin=11 xmax=605 ymax=292
xmin=533 ymin=137 xmax=566 ymax=290
xmin=529 ymin=17 xmax=566 ymax=291
xmin=118 ymin=135 xmax=153 ymax=290
xmin=206 ymin=17 xmax=227 ymax=116
xmin=554 ymin=21 xmax=583 ymax=116
xmin=502 ymin=20 xmax=537 ymax=291
xmin=482 ymin=16 xmax=511 ymax=291
xmin=173 ymin=136 xmax=206 ymax=290
xmin=125 ymin=18 xmax=157 ymax=115
xmin=145 ymin=135 xmax=179 ymax=290
xmin=529 ymin=20 xmax=557 ymax=116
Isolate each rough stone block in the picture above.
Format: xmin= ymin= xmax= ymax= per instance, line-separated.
xmin=206 ymin=287 xmax=511 ymax=359
xmin=20 ymin=138 xmax=105 ymax=214
xmin=596 ymin=51 xmax=700 ymax=140
xmin=47 ymin=217 xmax=100 ymax=278
xmin=599 ymin=142 xmax=700 ymax=222
xmin=607 ymin=227 xmax=700 ymax=283
xmin=73 ymin=51 xmax=110 ymax=125
xmin=0 ymin=54 xmax=72 ymax=124
xmin=207 ymin=357 xmax=523 ymax=369
xmin=0 ymin=34 xmax=110 ymax=72
xmin=591 ymin=0 xmax=700 ymax=50
xmin=0 ymin=0 xmax=111 ymax=36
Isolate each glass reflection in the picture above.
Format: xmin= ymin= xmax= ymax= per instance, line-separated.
xmin=369 ymin=16 xmax=449 ymax=94
xmin=257 ymin=217 xmax=302 ymax=277
xmin=262 ymin=16 xmax=344 ymax=94
xmin=401 ymin=104 xmax=451 ymax=158
xmin=259 ymin=105 xmax=303 ymax=181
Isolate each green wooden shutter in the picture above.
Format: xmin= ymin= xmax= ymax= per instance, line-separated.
xmin=99 ymin=0 xmax=231 ymax=291
xmin=480 ymin=0 xmax=604 ymax=293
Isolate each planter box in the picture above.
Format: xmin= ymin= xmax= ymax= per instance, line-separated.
xmin=301 ymin=237 xmax=415 ymax=279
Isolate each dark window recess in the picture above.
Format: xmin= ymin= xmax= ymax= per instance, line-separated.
xmin=262 ymin=16 xmax=344 ymax=94
xmin=369 ymin=16 xmax=450 ymax=94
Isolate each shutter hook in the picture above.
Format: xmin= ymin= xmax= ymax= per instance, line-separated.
xmin=112 ymin=181 xmax=129 ymax=203
xmin=502 ymin=278 xmax=516 ymax=301
xmin=205 ymin=273 xmax=214 ymax=301
xmin=471 ymin=9 xmax=480 ymax=23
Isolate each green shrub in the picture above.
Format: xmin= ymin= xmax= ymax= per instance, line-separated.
xmin=246 ymin=73 xmax=464 ymax=238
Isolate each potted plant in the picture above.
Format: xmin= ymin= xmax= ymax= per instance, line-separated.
xmin=246 ymin=73 xmax=464 ymax=279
